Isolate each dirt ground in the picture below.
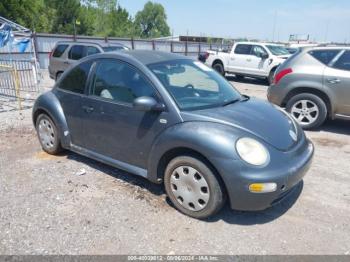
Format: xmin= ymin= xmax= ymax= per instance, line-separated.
xmin=0 ymin=76 xmax=349 ymax=255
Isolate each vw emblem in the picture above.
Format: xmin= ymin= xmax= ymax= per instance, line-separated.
xmin=289 ymin=130 xmax=297 ymax=141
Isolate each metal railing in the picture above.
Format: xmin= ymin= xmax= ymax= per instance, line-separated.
xmin=0 ymin=59 xmax=40 ymax=111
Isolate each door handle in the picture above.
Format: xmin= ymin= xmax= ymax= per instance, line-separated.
xmin=246 ymin=58 xmax=252 ymax=62
xmin=82 ymin=105 xmax=94 ymax=113
xmin=327 ymin=78 xmax=341 ymax=84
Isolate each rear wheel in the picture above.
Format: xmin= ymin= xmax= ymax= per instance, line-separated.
xmin=286 ymin=93 xmax=327 ymax=130
xmin=212 ymin=63 xmax=225 ymax=76
xmin=235 ymin=74 xmax=244 ymax=80
xmin=164 ymin=156 xmax=225 ymax=219
xmin=35 ymin=114 xmax=63 ymax=154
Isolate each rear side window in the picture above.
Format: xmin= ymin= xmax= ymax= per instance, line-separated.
xmin=52 ymin=44 xmax=68 ymax=58
xmin=68 ymin=45 xmax=86 ymax=60
xmin=333 ymin=51 xmax=350 ymax=71
xmin=59 ymin=61 xmax=93 ymax=94
xmin=309 ymin=49 xmax=340 ymax=65
xmin=234 ymin=44 xmax=252 ymax=55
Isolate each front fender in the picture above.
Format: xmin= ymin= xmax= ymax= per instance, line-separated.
xmin=32 ymin=91 xmax=71 ymax=148
xmin=147 ymin=121 xmax=242 ymax=183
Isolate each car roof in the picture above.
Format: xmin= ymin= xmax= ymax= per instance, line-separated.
xmin=55 ymin=41 xmax=126 ymax=47
xmin=235 ymin=42 xmax=283 ymax=46
xmin=302 ymin=46 xmax=350 ymax=51
xmin=119 ymin=50 xmax=191 ymax=65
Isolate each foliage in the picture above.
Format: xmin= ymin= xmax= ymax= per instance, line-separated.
xmin=134 ymin=1 xmax=170 ymax=38
xmin=0 ymin=0 xmax=171 ymax=38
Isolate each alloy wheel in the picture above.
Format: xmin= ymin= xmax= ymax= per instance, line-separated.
xmin=38 ymin=118 xmax=56 ymax=150
xmin=290 ymin=99 xmax=319 ymax=126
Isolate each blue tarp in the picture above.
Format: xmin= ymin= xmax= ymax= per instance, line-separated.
xmin=0 ymin=23 xmax=30 ymax=52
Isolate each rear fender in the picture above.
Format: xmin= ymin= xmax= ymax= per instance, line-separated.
xmin=32 ymin=91 xmax=71 ymax=148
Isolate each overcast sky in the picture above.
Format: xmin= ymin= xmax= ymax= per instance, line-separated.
xmin=118 ymin=0 xmax=350 ymax=42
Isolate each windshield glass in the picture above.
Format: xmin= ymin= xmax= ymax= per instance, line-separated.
xmin=102 ymin=46 xmax=127 ymax=52
xmin=266 ymin=45 xmax=290 ymax=56
xmin=148 ymin=59 xmax=242 ymax=111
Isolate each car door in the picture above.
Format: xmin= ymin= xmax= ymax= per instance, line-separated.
xmin=54 ymin=60 xmax=94 ymax=146
xmin=79 ymin=58 xmax=171 ymax=169
xmin=324 ymin=50 xmax=350 ymax=115
xmin=66 ymin=45 xmax=87 ymax=69
xmin=49 ymin=44 xmax=69 ymax=77
xmin=227 ymin=44 xmax=252 ymax=73
xmin=249 ymin=45 xmax=270 ymax=76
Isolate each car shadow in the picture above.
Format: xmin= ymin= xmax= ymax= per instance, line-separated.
xmin=66 ymin=151 xmax=164 ymax=196
xmin=225 ymin=75 xmax=269 ymax=87
xmin=204 ymin=181 xmax=304 ymax=225
xmin=66 ymin=150 xmax=303 ymax=225
xmin=310 ymin=119 xmax=350 ymax=136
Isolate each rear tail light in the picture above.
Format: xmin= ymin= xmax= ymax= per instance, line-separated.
xmin=273 ymin=68 xmax=293 ymax=85
xmin=204 ymin=52 xmax=209 ymax=59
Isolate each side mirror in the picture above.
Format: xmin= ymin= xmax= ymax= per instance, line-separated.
xmin=133 ymin=96 xmax=165 ymax=112
xmin=261 ymin=53 xmax=269 ymax=59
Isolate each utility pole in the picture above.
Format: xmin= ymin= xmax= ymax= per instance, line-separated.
xmin=272 ymin=11 xmax=277 ymax=42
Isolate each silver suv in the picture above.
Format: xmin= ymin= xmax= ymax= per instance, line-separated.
xmin=48 ymin=41 xmax=129 ymax=81
xmin=268 ymin=46 xmax=350 ymax=129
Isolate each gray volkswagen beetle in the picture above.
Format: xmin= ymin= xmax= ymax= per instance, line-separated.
xmin=33 ymin=50 xmax=314 ymax=219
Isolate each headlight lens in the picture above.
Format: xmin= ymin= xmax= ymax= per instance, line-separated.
xmin=236 ymin=137 xmax=269 ymax=166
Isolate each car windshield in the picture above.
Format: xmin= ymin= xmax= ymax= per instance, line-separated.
xmin=102 ymin=46 xmax=127 ymax=52
xmin=148 ymin=59 xmax=242 ymax=111
xmin=266 ymin=45 xmax=290 ymax=56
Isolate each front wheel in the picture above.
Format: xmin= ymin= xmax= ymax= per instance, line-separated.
xmin=286 ymin=93 xmax=327 ymax=130
xmin=164 ymin=156 xmax=225 ymax=219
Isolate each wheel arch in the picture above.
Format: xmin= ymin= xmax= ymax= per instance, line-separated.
xmin=282 ymin=87 xmax=333 ymax=117
xmin=212 ymin=59 xmax=224 ymax=67
xmin=32 ymin=91 xmax=71 ymax=148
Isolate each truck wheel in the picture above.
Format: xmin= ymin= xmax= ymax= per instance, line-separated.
xmin=286 ymin=93 xmax=327 ymax=130
xmin=235 ymin=74 xmax=244 ymax=80
xmin=35 ymin=114 xmax=63 ymax=155
xmin=268 ymin=68 xmax=277 ymax=85
xmin=213 ymin=63 xmax=225 ymax=76
xmin=164 ymin=156 xmax=225 ymax=219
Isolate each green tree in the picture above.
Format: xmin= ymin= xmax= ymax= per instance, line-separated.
xmin=0 ymin=0 xmax=53 ymax=32
xmin=134 ymin=1 xmax=170 ymax=38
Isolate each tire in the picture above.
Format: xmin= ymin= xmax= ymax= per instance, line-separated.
xmin=286 ymin=93 xmax=327 ymax=130
xmin=164 ymin=156 xmax=225 ymax=219
xmin=235 ymin=74 xmax=244 ymax=80
xmin=35 ymin=114 xmax=63 ymax=155
xmin=56 ymin=72 xmax=63 ymax=81
xmin=268 ymin=68 xmax=276 ymax=85
xmin=213 ymin=63 xmax=225 ymax=76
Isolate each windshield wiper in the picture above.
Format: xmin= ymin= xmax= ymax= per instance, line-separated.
xmin=222 ymin=98 xmax=240 ymax=107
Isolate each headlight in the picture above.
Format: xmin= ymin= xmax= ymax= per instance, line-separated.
xmin=236 ymin=137 xmax=269 ymax=166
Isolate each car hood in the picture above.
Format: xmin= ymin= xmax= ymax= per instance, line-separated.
xmin=180 ymin=97 xmax=298 ymax=151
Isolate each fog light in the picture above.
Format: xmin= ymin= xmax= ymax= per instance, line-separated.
xmin=249 ymin=183 xmax=277 ymax=193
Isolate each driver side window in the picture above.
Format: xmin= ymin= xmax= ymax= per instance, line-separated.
xmin=91 ymin=59 xmax=157 ymax=104
xmin=251 ymin=46 xmax=267 ymax=57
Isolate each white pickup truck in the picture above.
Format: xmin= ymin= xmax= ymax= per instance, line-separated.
xmin=205 ymin=42 xmax=291 ymax=84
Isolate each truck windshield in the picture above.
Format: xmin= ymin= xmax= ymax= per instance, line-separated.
xmin=266 ymin=45 xmax=290 ymax=56
xmin=148 ymin=59 xmax=242 ymax=111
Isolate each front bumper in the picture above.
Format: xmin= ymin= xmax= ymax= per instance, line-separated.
xmin=209 ymin=138 xmax=314 ymax=211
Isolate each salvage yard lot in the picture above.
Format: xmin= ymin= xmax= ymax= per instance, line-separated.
xmin=0 ymin=76 xmax=350 ymax=254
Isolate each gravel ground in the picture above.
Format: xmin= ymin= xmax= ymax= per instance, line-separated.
xmin=0 ymin=75 xmax=350 ymax=255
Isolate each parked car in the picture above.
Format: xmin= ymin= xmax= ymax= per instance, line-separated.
xmin=268 ymin=46 xmax=350 ymax=129
xmin=205 ymin=42 xmax=291 ymax=83
xmin=286 ymin=47 xmax=299 ymax=54
xmin=33 ymin=50 xmax=314 ymax=219
xmin=48 ymin=41 xmax=129 ymax=81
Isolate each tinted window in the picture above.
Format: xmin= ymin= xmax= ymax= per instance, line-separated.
xmin=52 ymin=44 xmax=68 ymax=57
xmin=234 ymin=44 xmax=252 ymax=55
xmin=59 ymin=61 xmax=92 ymax=94
xmin=69 ymin=45 xmax=86 ymax=60
xmin=102 ymin=46 xmax=127 ymax=52
xmin=86 ymin=46 xmax=100 ymax=56
xmin=92 ymin=60 xmax=156 ymax=104
xmin=333 ymin=51 xmax=350 ymax=71
xmin=309 ymin=49 xmax=340 ymax=65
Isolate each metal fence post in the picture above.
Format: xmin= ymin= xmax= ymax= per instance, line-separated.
xmin=131 ymin=38 xmax=135 ymax=50
xmin=185 ymin=41 xmax=188 ymax=56
xmin=152 ymin=40 xmax=155 ymax=50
